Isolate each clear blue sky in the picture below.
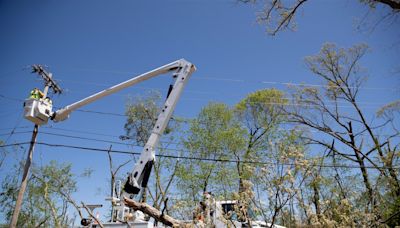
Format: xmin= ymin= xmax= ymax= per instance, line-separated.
xmin=0 ymin=0 xmax=399 ymax=223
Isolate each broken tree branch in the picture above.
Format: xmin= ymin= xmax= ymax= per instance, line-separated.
xmin=124 ymin=197 xmax=187 ymax=227
xmin=81 ymin=202 xmax=104 ymax=228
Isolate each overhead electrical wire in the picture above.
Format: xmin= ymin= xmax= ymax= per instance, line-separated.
xmin=12 ymin=128 xmax=400 ymax=155
xmin=27 ymin=77 xmax=391 ymax=107
xmin=195 ymin=76 xmax=400 ymax=91
xmin=59 ymin=79 xmax=217 ymax=96
xmin=36 ymin=66 xmax=400 ymax=91
xmin=38 ymin=131 xmax=183 ymax=147
xmin=0 ymin=92 xmax=397 ymax=143
xmin=0 ymin=93 xmax=390 ymax=111
xmin=43 ymin=126 xmax=121 ymax=138
xmin=65 ymin=88 xmax=386 ymax=108
xmin=1 ymin=109 xmax=25 ymax=144
xmin=0 ymin=131 xmax=32 ymax=137
xmin=0 ymin=126 xmax=31 ymax=132
xmin=2 ymin=122 xmax=395 ymax=142
xmin=0 ymin=115 xmax=396 ymax=141
xmin=1 ymin=141 xmax=399 ymax=170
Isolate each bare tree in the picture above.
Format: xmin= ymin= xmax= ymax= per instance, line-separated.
xmin=284 ymin=43 xmax=399 ymax=223
xmin=107 ymin=145 xmax=132 ymax=220
xmin=239 ymin=0 xmax=399 ymax=35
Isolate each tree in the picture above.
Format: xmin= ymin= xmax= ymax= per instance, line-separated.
xmin=106 ymin=145 xmax=132 ymax=221
xmin=235 ymin=89 xmax=287 ymax=192
xmin=240 ymin=0 xmax=399 ymax=35
xmin=233 ymin=89 xmax=292 ymax=225
xmin=0 ymin=140 xmax=7 ymax=169
xmin=175 ymin=102 xmax=245 ymax=222
xmin=0 ymin=160 xmax=78 ymax=227
xmin=251 ymin=129 xmax=309 ymax=227
xmin=285 ymin=43 xmax=400 ymax=225
xmin=123 ymin=91 xmax=181 ymax=213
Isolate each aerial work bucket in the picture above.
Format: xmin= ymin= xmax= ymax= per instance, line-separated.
xmin=23 ymin=98 xmax=53 ymax=125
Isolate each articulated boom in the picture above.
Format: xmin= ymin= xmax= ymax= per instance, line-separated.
xmin=123 ymin=61 xmax=195 ymax=196
xmin=23 ymin=59 xmax=196 ymax=199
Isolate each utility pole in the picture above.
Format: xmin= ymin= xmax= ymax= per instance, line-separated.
xmin=10 ymin=65 xmax=62 ymax=228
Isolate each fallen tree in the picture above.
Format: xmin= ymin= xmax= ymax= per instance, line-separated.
xmin=124 ymin=197 xmax=191 ymax=227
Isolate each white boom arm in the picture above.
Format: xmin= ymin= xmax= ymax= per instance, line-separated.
xmin=53 ymin=59 xmax=194 ymax=122
xmin=52 ymin=59 xmax=196 ymax=196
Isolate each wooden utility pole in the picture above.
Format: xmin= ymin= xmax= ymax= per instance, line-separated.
xmin=10 ymin=65 xmax=62 ymax=228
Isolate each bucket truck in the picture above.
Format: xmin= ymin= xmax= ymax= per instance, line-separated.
xmin=23 ymin=60 xmax=285 ymax=228
xmin=23 ymin=59 xmax=196 ymax=200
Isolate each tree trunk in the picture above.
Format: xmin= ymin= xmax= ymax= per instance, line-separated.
xmin=312 ymin=181 xmax=321 ymax=220
xmin=124 ymin=197 xmax=187 ymax=227
xmin=348 ymin=122 xmax=375 ymax=209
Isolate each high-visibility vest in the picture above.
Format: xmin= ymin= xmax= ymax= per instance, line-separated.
xmin=30 ymin=90 xmax=37 ymax=99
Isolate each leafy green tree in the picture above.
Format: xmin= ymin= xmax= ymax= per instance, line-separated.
xmin=174 ymin=102 xmax=246 ymax=220
xmin=178 ymin=102 xmax=245 ymax=195
xmin=235 ymin=89 xmax=287 ymax=192
xmin=231 ymin=89 xmax=290 ymax=225
xmin=0 ymin=161 xmax=78 ymax=227
xmin=123 ymin=91 xmax=181 ymax=212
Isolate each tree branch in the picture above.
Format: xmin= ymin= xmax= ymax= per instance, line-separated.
xmin=374 ymin=0 xmax=400 ymax=10
xmin=81 ymin=202 xmax=104 ymax=228
xmin=124 ymin=197 xmax=186 ymax=227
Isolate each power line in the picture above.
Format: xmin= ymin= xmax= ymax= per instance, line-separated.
xmin=43 ymin=124 xmax=400 ymax=140
xmin=194 ymin=76 xmax=400 ymax=91
xmin=43 ymin=126 xmax=121 ymax=138
xmin=0 ymin=129 xmax=183 ymax=147
xmin=38 ymin=131 xmax=183 ymax=147
xmin=38 ymin=67 xmax=400 ymax=91
xmin=0 ymin=94 xmax=24 ymax=102
xmin=0 ymin=126 xmax=31 ymax=132
xmin=1 ymin=142 xmax=399 ymax=170
xmin=0 ymin=131 xmax=32 ymax=137
xmin=63 ymin=88 xmax=387 ymax=107
xmin=1 ymin=109 xmax=25 ymax=144
xmin=37 ymin=78 xmax=393 ymax=107
xmin=0 ymin=93 xmax=391 ymax=111
xmin=59 ymin=79 xmax=217 ymax=96
xmin=1 ymin=117 xmax=396 ymax=141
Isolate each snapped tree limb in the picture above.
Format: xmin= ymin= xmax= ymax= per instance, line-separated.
xmin=124 ymin=197 xmax=189 ymax=227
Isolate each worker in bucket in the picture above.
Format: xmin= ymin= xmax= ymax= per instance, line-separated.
xmin=29 ymin=88 xmax=44 ymax=100
xmin=29 ymin=88 xmax=39 ymax=99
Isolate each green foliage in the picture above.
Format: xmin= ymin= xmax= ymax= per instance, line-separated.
xmin=235 ymin=88 xmax=287 ymax=129
xmin=235 ymin=89 xmax=288 ymax=189
xmin=123 ymin=91 xmax=183 ymax=209
xmin=124 ymin=91 xmax=163 ymax=146
xmin=177 ymin=102 xmax=245 ymax=199
xmin=304 ymin=43 xmax=369 ymax=100
xmin=121 ymin=46 xmax=398 ymax=227
xmin=377 ymin=99 xmax=400 ymax=119
xmin=0 ymin=161 xmax=77 ymax=227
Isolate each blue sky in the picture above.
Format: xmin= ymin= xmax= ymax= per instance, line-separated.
xmin=0 ymin=0 xmax=399 ymax=223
